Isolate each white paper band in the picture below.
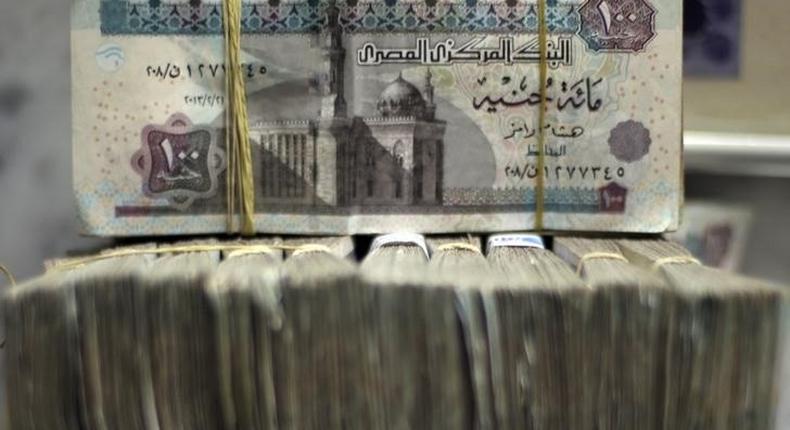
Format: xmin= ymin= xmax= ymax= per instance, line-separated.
xmin=487 ymin=234 xmax=545 ymax=252
xmin=370 ymin=233 xmax=430 ymax=259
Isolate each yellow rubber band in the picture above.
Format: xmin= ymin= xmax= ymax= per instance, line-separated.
xmin=0 ymin=264 xmax=16 ymax=286
xmin=534 ymin=0 xmax=548 ymax=232
xmin=223 ymin=0 xmax=255 ymax=236
xmin=436 ymin=243 xmax=482 ymax=254
xmin=50 ymin=243 xmax=335 ymax=272
xmin=226 ymin=245 xmax=280 ymax=259
xmin=651 ymin=256 xmax=702 ymax=272
xmin=291 ymin=244 xmax=335 ymax=257
xmin=575 ymin=252 xmax=629 ymax=276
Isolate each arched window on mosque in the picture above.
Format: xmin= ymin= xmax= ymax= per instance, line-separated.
xmin=366 ymin=147 xmax=375 ymax=168
xmin=393 ymin=141 xmax=405 ymax=199
xmin=393 ymin=140 xmax=405 ymax=167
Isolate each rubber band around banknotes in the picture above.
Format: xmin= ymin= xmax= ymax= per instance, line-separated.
xmin=651 ymin=255 xmax=702 ymax=272
xmin=49 ymin=243 xmax=336 ymax=272
xmin=370 ymin=233 xmax=430 ymax=259
xmin=229 ymin=243 xmax=333 ymax=258
xmin=575 ymin=252 xmax=629 ymax=276
xmin=226 ymin=245 xmax=280 ymax=259
xmin=291 ymin=244 xmax=334 ymax=256
xmin=0 ymin=263 xmax=16 ymax=286
xmin=534 ymin=0 xmax=549 ymax=231
xmin=223 ymin=0 xmax=255 ymax=236
xmin=436 ymin=243 xmax=482 ymax=254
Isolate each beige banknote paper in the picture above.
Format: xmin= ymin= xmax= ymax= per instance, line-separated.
xmin=72 ymin=0 xmax=682 ymax=235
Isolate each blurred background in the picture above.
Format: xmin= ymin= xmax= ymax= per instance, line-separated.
xmin=0 ymin=0 xmax=789 ymax=427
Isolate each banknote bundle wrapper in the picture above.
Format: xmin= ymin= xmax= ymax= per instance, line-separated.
xmin=72 ymin=0 xmax=683 ymax=235
xmin=4 ymin=235 xmax=788 ymax=429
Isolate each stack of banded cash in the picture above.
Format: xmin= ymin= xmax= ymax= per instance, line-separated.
xmin=3 ymin=234 xmax=787 ymax=429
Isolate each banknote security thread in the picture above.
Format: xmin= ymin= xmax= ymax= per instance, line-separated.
xmin=73 ymin=0 xmax=683 ymax=235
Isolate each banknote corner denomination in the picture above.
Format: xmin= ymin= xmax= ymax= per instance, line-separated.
xmin=131 ymin=113 xmax=226 ymax=210
xmin=578 ymin=0 xmax=658 ymax=52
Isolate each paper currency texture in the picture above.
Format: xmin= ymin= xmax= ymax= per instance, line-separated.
xmin=72 ymin=0 xmax=682 ymax=235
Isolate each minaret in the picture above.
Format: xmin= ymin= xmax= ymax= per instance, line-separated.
xmin=423 ymin=68 xmax=436 ymax=121
xmin=319 ymin=0 xmax=347 ymax=119
xmin=314 ymin=0 xmax=347 ymax=208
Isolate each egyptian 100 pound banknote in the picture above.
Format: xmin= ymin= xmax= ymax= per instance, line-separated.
xmin=72 ymin=0 xmax=682 ymax=236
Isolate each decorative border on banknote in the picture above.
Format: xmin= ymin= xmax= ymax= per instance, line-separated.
xmin=442 ymin=184 xmax=626 ymax=213
xmin=112 ymin=183 xmax=627 ymax=217
xmin=99 ymin=1 xmax=580 ymax=35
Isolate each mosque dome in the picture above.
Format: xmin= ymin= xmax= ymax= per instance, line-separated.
xmin=377 ymin=74 xmax=427 ymax=117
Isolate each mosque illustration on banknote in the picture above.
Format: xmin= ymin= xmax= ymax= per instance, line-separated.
xmin=132 ymin=2 xmax=447 ymax=211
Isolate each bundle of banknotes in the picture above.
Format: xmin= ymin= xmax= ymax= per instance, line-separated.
xmin=72 ymin=0 xmax=683 ymax=235
xmin=4 ymin=234 xmax=787 ymax=429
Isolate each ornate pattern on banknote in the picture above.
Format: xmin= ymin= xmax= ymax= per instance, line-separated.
xmin=131 ymin=113 xmax=225 ymax=209
xmin=100 ymin=1 xmax=581 ymax=35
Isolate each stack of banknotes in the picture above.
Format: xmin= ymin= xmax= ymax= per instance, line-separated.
xmin=4 ymin=234 xmax=787 ymax=429
xmin=72 ymin=0 xmax=683 ymax=235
